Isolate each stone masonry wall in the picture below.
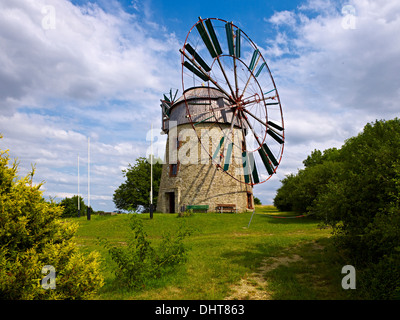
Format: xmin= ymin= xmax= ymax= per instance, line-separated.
xmin=157 ymin=122 xmax=254 ymax=213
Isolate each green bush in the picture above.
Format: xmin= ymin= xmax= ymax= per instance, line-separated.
xmin=359 ymin=250 xmax=400 ymax=300
xmin=355 ymin=206 xmax=400 ymax=299
xmin=104 ymin=215 xmax=191 ymax=290
xmin=273 ymin=174 xmax=298 ymax=211
xmin=273 ymin=119 xmax=400 ymax=299
xmin=113 ymin=157 xmax=163 ymax=211
xmin=59 ymin=195 xmax=87 ymax=218
xmin=274 ymin=148 xmax=340 ymax=213
xmin=0 ymin=142 xmax=104 ymax=299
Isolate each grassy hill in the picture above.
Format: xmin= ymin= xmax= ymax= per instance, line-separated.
xmin=70 ymin=206 xmax=357 ymax=300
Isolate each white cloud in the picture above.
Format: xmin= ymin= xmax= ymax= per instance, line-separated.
xmin=264 ymin=32 xmax=293 ymax=57
xmin=268 ymin=10 xmax=297 ymax=27
xmin=266 ymin=0 xmax=400 ymax=129
xmin=298 ymin=0 xmax=339 ymax=15
xmin=0 ymin=0 xmax=182 ymax=211
xmin=255 ymin=0 xmax=400 ymax=205
xmin=0 ymin=0 xmax=181 ymax=111
xmin=45 ymin=191 xmax=112 ymax=201
xmin=2 ymin=0 xmax=399 ymax=210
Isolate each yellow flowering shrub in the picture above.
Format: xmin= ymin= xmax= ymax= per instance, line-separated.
xmin=0 ymin=140 xmax=103 ymax=299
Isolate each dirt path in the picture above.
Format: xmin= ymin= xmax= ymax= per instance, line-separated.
xmin=225 ymin=238 xmax=329 ymax=300
xmin=225 ymin=253 xmax=303 ymax=300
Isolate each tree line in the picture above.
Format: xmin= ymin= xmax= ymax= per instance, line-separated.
xmin=274 ymin=118 xmax=400 ymax=299
xmin=111 ymin=156 xmax=262 ymax=212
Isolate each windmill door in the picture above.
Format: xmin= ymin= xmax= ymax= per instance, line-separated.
xmin=168 ymin=192 xmax=175 ymax=213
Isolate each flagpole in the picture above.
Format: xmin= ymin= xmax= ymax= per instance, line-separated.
xmin=150 ymin=122 xmax=154 ymax=219
xmin=87 ymin=137 xmax=91 ymax=220
xmin=78 ymin=154 xmax=80 ymax=217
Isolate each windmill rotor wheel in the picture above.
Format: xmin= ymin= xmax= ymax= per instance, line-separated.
xmin=181 ymin=17 xmax=284 ymax=185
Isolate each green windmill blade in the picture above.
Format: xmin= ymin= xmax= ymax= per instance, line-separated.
xmin=249 ymin=49 xmax=259 ymax=71
xmin=225 ymin=22 xmax=235 ymax=56
xmin=268 ymin=121 xmax=284 ymax=131
xmin=258 ymin=145 xmax=274 ymax=175
xmin=183 ymin=61 xmax=209 ymax=82
xmin=242 ymin=151 xmax=251 ymax=183
xmin=196 ymin=17 xmax=218 ymax=58
xmin=212 ymin=136 xmax=225 ymax=160
xmin=223 ymin=142 xmax=234 ymax=171
xmin=248 ymin=151 xmax=260 ymax=184
xmin=205 ymin=19 xmax=222 ymax=56
xmin=185 ymin=43 xmax=211 ymax=72
xmin=262 ymin=143 xmax=279 ymax=167
xmin=267 ymin=129 xmax=284 ymax=144
xmin=235 ymin=28 xmax=241 ymax=58
xmin=255 ymin=62 xmax=266 ymax=77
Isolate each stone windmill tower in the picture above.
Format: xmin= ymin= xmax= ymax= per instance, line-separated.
xmin=156 ymin=18 xmax=285 ymax=213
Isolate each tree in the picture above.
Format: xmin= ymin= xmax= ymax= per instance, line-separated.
xmin=254 ymin=197 xmax=261 ymax=205
xmin=313 ymin=119 xmax=400 ymax=299
xmin=273 ymin=173 xmax=299 ymax=211
xmin=274 ymin=148 xmax=341 ymax=213
xmin=303 ymin=148 xmax=340 ymax=168
xmin=315 ymin=119 xmax=400 ymax=245
xmin=60 ymin=195 xmax=87 ymax=217
xmin=0 ymin=139 xmax=103 ymax=299
xmin=113 ymin=157 xmax=162 ymax=211
xmin=273 ymin=119 xmax=400 ymax=299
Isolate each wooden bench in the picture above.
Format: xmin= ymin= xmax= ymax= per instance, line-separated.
xmin=216 ymin=204 xmax=237 ymax=213
xmin=186 ymin=205 xmax=209 ymax=213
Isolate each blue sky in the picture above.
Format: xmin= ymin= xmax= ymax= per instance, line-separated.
xmin=1 ymin=0 xmax=399 ymax=211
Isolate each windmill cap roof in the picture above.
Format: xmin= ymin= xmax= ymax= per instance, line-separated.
xmin=172 ymin=86 xmax=227 ymax=106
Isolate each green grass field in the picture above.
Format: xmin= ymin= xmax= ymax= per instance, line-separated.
xmin=70 ymin=206 xmax=358 ymax=300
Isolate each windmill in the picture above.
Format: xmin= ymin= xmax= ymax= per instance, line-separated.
xmin=157 ymin=17 xmax=284 ymax=213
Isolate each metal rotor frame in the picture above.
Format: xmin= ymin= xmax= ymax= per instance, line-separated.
xmin=180 ymin=17 xmax=284 ymax=185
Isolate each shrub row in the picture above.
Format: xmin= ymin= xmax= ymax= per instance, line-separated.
xmin=274 ymin=119 xmax=400 ymax=299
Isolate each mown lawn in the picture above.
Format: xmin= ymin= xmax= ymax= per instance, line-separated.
xmin=69 ymin=206 xmax=359 ymax=300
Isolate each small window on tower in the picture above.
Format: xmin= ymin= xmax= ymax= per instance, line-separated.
xmin=170 ymin=163 xmax=179 ymax=177
xmin=169 ymin=139 xmax=181 ymax=177
xmin=247 ymin=192 xmax=253 ymax=209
